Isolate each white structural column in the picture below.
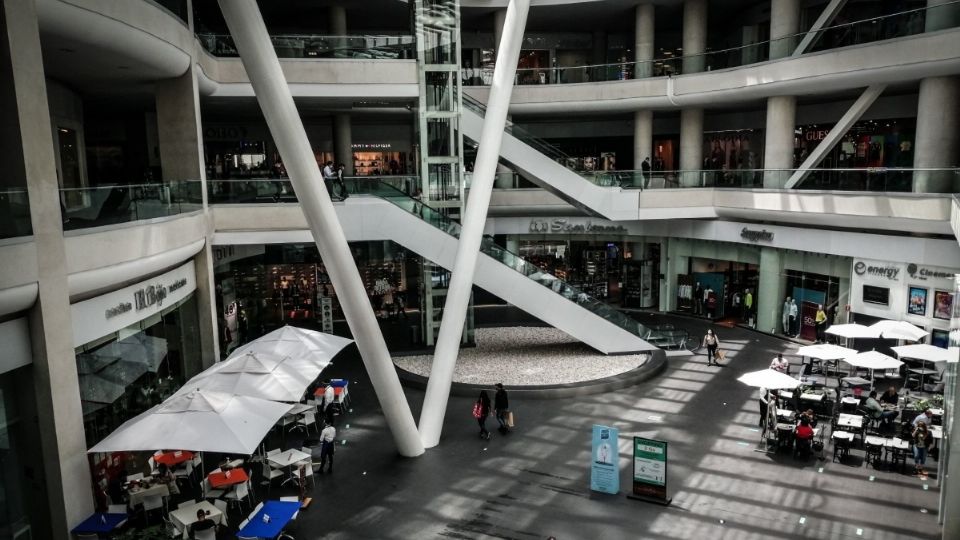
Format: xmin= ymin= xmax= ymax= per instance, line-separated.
xmin=2 ymin=0 xmax=92 ymax=534
xmin=680 ymin=108 xmax=704 ymax=186
xmin=913 ymin=76 xmax=959 ymax=193
xmin=769 ymin=0 xmax=800 ymax=59
xmin=333 ymin=113 xmax=354 ymax=175
xmin=329 ymin=5 xmax=347 ymax=34
xmin=156 ymin=65 xmax=220 ymax=369
xmin=682 ymin=0 xmax=707 ymax=73
xmin=763 ymin=95 xmax=797 ymax=187
xmin=217 ymin=0 xmax=424 ymax=457
xmin=635 ymin=4 xmax=654 ymax=77
xmin=756 ymin=248 xmax=786 ymax=333
xmin=634 ymin=110 xmax=653 ymax=174
xmin=493 ymin=8 xmax=507 ymax=56
xmin=418 ymin=0 xmax=530 ymax=449
xmin=784 ymin=85 xmax=886 ymax=188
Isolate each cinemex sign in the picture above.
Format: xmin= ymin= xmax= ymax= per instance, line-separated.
xmin=907 ymin=263 xmax=955 ymax=282
xmin=529 ymin=218 xmax=627 ymax=234
xmin=853 ymin=260 xmax=900 ymax=280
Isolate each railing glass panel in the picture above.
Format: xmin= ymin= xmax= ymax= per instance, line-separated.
xmin=0 ymin=187 xmax=32 ymax=239
xmin=198 ymin=33 xmax=416 ymax=59
xmin=61 ymin=181 xmax=202 ymax=231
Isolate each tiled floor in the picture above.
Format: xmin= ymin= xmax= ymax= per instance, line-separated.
xmin=253 ymin=314 xmax=943 ymax=539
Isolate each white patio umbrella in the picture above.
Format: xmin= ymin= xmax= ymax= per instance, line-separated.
xmin=229 ymin=325 xmax=353 ymax=362
xmin=176 ymin=351 xmax=321 ymax=402
xmin=891 ymin=344 xmax=950 ymax=363
xmin=737 ymin=369 xmax=803 ymax=390
xmin=842 ymin=350 xmax=903 ymax=390
xmin=825 ymin=324 xmax=880 ymax=339
xmin=88 ymin=389 xmax=293 ymax=455
xmin=869 ymin=320 xmax=929 ymax=342
xmin=797 ymin=343 xmax=857 ymax=360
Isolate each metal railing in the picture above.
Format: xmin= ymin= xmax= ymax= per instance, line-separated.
xmin=60 ymin=181 xmax=203 ymax=231
xmin=197 ymin=33 xmax=416 ymax=59
xmin=0 ymin=187 xmax=32 ymax=240
xmin=461 ymin=1 xmax=959 ymax=86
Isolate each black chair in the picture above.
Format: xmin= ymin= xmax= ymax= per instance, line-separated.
xmin=889 ymin=446 xmax=909 ymax=473
xmin=864 ymin=442 xmax=884 ymax=469
xmin=794 ymin=437 xmax=812 ymax=460
xmin=833 ymin=438 xmax=851 ymax=462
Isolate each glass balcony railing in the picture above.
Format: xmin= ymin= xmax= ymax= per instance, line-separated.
xmin=0 ymin=187 xmax=32 ymax=240
xmin=148 ymin=0 xmax=188 ymax=23
xmin=462 ymin=1 xmax=960 ymax=86
xmin=61 ymin=181 xmax=203 ymax=231
xmin=198 ymin=33 xmax=416 ymax=59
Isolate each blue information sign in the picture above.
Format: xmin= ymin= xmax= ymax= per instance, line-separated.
xmin=590 ymin=424 xmax=620 ymax=494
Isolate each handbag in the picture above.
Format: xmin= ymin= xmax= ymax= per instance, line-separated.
xmin=716 ymin=349 xmax=726 ymax=362
xmin=506 ymin=411 xmax=515 ymax=428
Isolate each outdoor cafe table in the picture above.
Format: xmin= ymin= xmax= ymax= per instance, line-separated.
xmin=841 ymin=396 xmax=859 ymax=406
xmin=237 ymin=500 xmax=300 ymax=539
xmin=779 ymin=391 xmax=794 ymax=400
xmin=267 ymin=449 xmax=311 ymax=486
xmin=71 ymin=512 xmax=128 ymax=535
xmin=286 ymin=403 xmax=314 ymax=416
xmin=127 ymin=482 xmax=169 ymax=507
xmin=209 ymin=467 xmax=249 ymax=490
xmin=832 ymin=430 xmax=855 ymax=442
xmin=776 ymin=409 xmax=794 ymax=420
xmin=800 ymin=392 xmax=824 ymax=402
xmin=838 ymin=414 xmax=864 ymax=429
xmin=171 ymin=500 xmax=225 ymax=539
xmin=154 ymin=450 xmax=195 ymax=468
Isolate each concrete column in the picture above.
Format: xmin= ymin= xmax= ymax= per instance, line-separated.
xmin=156 ymin=66 xmax=220 ymax=366
xmin=769 ymin=0 xmax=800 ymax=59
xmin=926 ymin=0 xmax=960 ymax=32
xmin=682 ymin=0 xmax=707 ymax=73
xmin=493 ymin=8 xmax=507 ymax=57
xmin=592 ymin=30 xmax=607 ymax=66
xmin=763 ymin=95 xmax=797 ymax=187
xmin=635 ymin=4 xmax=655 ymax=78
xmin=757 ymin=247 xmax=786 ymax=333
xmin=333 ymin=113 xmax=354 ymax=175
xmin=913 ymin=76 xmax=959 ymax=193
xmin=218 ymin=0 xmax=424 ymax=457
xmin=634 ymin=110 xmax=653 ymax=179
xmin=1 ymin=0 xmax=92 ymax=534
xmin=660 ymin=238 xmax=688 ymax=312
xmin=741 ymin=25 xmax=759 ymax=65
xmin=419 ymin=0 xmax=531 ymax=449
xmin=680 ymin=108 xmax=704 ymax=186
xmin=329 ymin=5 xmax=347 ymax=34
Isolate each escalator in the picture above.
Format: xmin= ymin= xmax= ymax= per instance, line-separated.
xmin=461 ymin=95 xmax=641 ymax=221
xmin=347 ymin=178 xmax=654 ymax=354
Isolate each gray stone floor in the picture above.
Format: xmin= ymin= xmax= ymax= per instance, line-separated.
xmin=282 ymin=315 xmax=941 ymax=540
xmin=394 ymin=327 xmax=649 ymax=385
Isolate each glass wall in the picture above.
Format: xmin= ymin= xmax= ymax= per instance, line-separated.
xmin=0 ymin=368 xmax=47 ymax=539
xmin=78 ymin=294 xmax=202 ymax=449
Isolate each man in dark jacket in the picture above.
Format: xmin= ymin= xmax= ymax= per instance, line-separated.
xmin=494 ymin=383 xmax=510 ymax=434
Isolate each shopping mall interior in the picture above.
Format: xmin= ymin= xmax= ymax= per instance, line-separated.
xmin=1 ymin=0 xmax=959 ymax=538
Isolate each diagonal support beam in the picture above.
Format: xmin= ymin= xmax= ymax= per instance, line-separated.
xmin=217 ymin=0 xmax=424 ymax=457
xmin=792 ymin=0 xmax=849 ymax=56
xmin=418 ymin=0 xmax=531 ymax=449
xmin=784 ymin=84 xmax=886 ymax=188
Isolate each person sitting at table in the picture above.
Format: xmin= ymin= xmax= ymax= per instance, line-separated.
xmin=794 ymin=417 xmax=814 ymax=458
xmin=863 ymin=391 xmax=884 ymax=420
xmin=188 ymin=509 xmax=217 ymax=539
xmin=912 ymin=408 xmax=934 ymax=428
xmin=798 ymin=409 xmax=818 ymax=428
xmin=769 ymin=354 xmax=789 ymax=374
xmin=153 ymin=463 xmax=180 ymax=495
xmin=879 ymin=386 xmax=899 ymax=406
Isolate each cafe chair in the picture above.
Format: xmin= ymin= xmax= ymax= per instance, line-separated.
xmin=889 ymin=446 xmax=909 ymax=473
xmin=213 ymin=499 xmax=229 ymax=526
xmin=833 ymin=439 xmax=851 ymax=463
xmin=793 ymin=436 xmax=812 ymax=460
xmin=141 ymin=494 xmax=165 ymax=525
xmin=294 ymin=411 xmax=318 ymax=435
xmin=223 ymin=480 xmax=252 ymax=512
xmin=201 ymin=478 xmax=224 ymax=500
xmin=160 ymin=516 xmax=180 ymax=539
xmin=864 ymin=442 xmax=884 ymax=469
xmin=301 ymin=460 xmax=315 ymax=488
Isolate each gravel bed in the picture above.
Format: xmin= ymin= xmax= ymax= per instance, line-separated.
xmin=394 ymin=327 xmax=649 ymax=386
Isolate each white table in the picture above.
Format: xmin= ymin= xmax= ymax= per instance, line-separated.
xmin=930 ymin=425 xmax=943 ymax=440
xmin=908 ymin=368 xmax=939 ymax=376
xmin=841 ymin=396 xmax=859 ymax=406
xmin=776 ymin=409 xmax=794 ymax=419
xmin=832 ymin=430 xmax=854 ymax=441
xmin=864 ymin=435 xmax=887 ymax=446
xmin=286 ymin=403 xmax=314 ymax=416
xmin=800 ymin=393 xmax=824 ymax=402
xmin=170 ymin=500 xmax=224 ymax=539
xmin=268 ymin=449 xmax=312 ymax=487
xmin=838 ymin=414 xmax=864 ymax=429
xmin=930 ymin=408 xmax=944 ymax=417
xmin=779 ymin=391 xmax=794 ymax=400
xmin=126 ymin=483 xmax=169 ymax=507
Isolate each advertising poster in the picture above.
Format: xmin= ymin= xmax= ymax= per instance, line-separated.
xmin=933 ymin=290 xmax=953 ymax=320
xmin=590 ymin=425 xmax=620 ymax=494
xmin=631 ymin=437 xmax=670 ymax=504
xmin=908 ymin=286 xmax=928 ymax=316
xmin=800 ymin=302 xmax=819 ymax=342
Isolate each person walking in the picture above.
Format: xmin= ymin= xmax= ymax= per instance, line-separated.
xmin=641 ymin=157 xmax=651 ymax=189
xmin=494 ymin=383 xmax=510 ymax=434
xmin=913 ymin=421 xmax=932 ymax=478
xmin=782 ymin=297 xmax=792 ymax=335
xmin=321 ymin=160 xmax=337 ymax=199
xmin=694 ymin=283 xmax=703 ymax=315
xmin=789 ymin=299 xmax=799 ymax=337
xmin=473 ymin=391 xmax=492 ymax=440
xmin=319 ymin=421 xmax=337 ymax=473
xmin=335 ymin=163 xmax=349 ymax=200
xmin=814 ymin=304 xmax=827 ymax=343
xmin=702 ymin=329 xmax=721 ymax=366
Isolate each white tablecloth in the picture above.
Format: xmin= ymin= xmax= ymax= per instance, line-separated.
xmin=170 ymin=500 xmax=224 ymax=539
xmin=838 ymin=414 xmax=864 ymax=429
xmin=127 ymin=483 xmax=169 ymax=507
xmin=268 ymin=449 xmax=311 ymax=468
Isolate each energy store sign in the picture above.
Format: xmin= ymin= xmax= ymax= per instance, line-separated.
xmin=528 ymin=218 xmax=628 ymax=234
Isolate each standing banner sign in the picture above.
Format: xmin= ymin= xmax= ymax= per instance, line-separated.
xmin=629 ymin=437 xmax=671 ymax=505
xmin=590 ymin=425 xmax=620 ymax=494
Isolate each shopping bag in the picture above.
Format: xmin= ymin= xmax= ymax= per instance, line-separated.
xmin=506 ymin=411 xmax=515 ymax=428
xmin=716 ymin=349 xmax=726 ymax=363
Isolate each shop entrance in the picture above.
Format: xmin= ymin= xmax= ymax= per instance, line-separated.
xmin=677 ymin=258 xmax=758 ymax=322
xmin=785 ymin=270 xmax=841 ymax=340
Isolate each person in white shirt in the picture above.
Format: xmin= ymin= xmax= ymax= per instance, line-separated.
xmin=321 ymin=161 xmax=336 ymax=199
xmin=788 ymin=299 xmax=799 ymax=337
xmin=319 ymin=423 xmax=336 ymax=473
xmin=912 ymin=409 xmax=934 ymax=428
xmin=769 ymin=354 xmax=789 ymax=374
